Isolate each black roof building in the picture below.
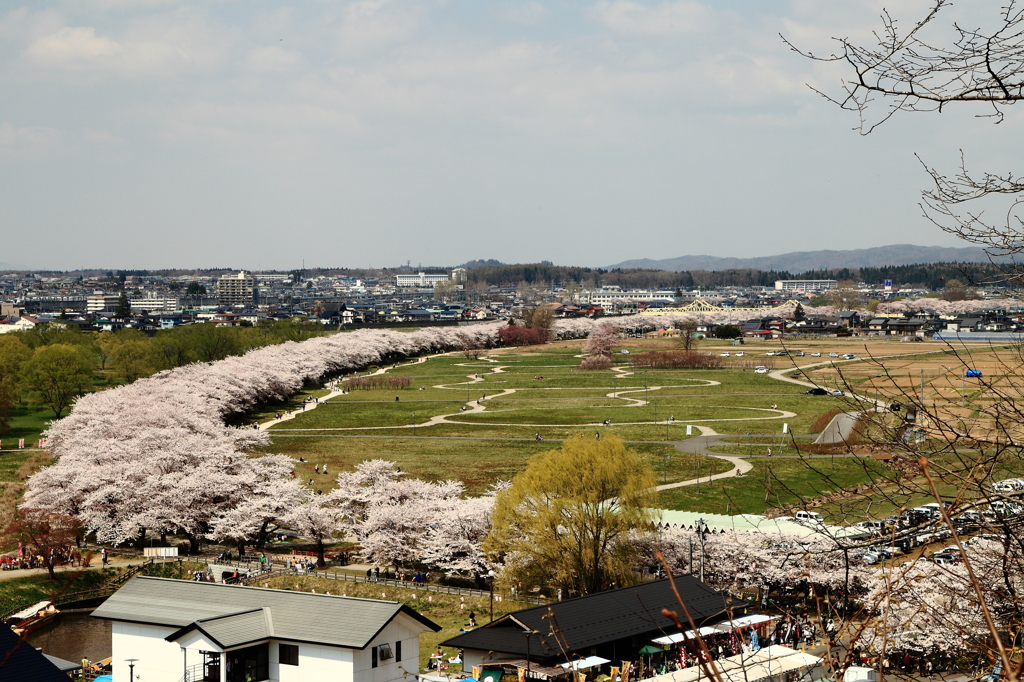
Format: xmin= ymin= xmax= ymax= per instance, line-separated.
xmin=442 ymin=577 xmax=729 ymax=667
xmin=0 ymin=627 xmax=71 ymax=682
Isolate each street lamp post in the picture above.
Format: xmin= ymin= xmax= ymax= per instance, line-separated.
xmin=488 ymin=569 xmax=495 ymax=623
xmin=525 ymin=630 xmax=537 ymax=678
xmin=126 ymin=658 xmax=138 ymax=681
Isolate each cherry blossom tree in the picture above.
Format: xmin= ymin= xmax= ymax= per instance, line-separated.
xmin=23 ymin=324 xmax=504 ymax=551
xmin=284 ymin=491 xmax=343 ymax=568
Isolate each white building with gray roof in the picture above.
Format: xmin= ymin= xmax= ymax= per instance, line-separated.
xmin=92 ymin=576 xmax=440 ymax=682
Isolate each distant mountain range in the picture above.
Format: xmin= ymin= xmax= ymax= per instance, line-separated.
xmin=605 ymin=245 xmax=1003 ymax=273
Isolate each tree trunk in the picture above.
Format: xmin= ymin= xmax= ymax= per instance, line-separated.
xmin=188 ymin=533 xmax=201 ymax=555
xmin=316 ymin=538 xmax=326 ymax=568
xmin=160 ymin=529 xmax=167 ymax=544
xmin=135 ymin=527 xmax=147 ymax=551
xmin=237 ymin=538 xmax=246 ymax=558
xmin=255 ymin=520 xmax=271 ymax=549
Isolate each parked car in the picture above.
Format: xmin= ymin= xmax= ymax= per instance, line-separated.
xmin=720 ymin=352 xmax=730 ymax=357
xmin=992 ymin=478 xmax=1024 ymax=492
xmin=795 ymin=351 xmax=805 ymax=357
xmin=805 ymin=387 xmax=828 ymax=395
xmin=829 ymin=352 xmax=840 ymax=357
xmin=842 ymin=353 xmax=857 ymax=359
xmin=735 ymin=351 xmax=745 ymax=357
xmin=754 ymin=366 xmax=770 ymax=374
xmin=860 ymin=552 xmax=881 ymax=565
xmin=795 ymin=510 xmax=824 ymax=525
xmin=829 ymin=389 xmax=845 ymax=397
xmin=811 ymin=352 xmax=822 ymax=357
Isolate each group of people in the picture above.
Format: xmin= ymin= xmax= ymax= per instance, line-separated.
xmin=0 ymin=546 xmax=105 ymax=571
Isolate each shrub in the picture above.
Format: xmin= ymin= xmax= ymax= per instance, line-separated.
xmin=498 ymin=325 xmax=547 ymax=346
xmin=630 ymin=351 xmax=724 ymax=370
xmin=713 ymin=325 xmax=742 ymax=339
xmin=580 ymin=355 xmax=613 ymax=370
xmin=344 ymin=376 xmax=413 ymax=390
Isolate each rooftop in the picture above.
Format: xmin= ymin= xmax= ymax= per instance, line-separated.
xmin=92 ymin=576 xmax=440 ymax=649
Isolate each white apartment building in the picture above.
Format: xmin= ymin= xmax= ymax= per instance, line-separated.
xmin=394 ymin=271 xmax=452 ymax=287
xmin=218 ymin=271 xmax=257 ymax=307
xmin=87 ymin=294 xmax=122 ymax=313
xmin=129 ymin=294 xmax=180 ymax=313
xmin=578 ymin=290 xmax=676 ymax=306
xmin=773 ymin=280 xmax=837 ymax=293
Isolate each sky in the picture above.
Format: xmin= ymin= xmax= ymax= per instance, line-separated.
xmin=0 ymin=0 xmax=1018 ymax=271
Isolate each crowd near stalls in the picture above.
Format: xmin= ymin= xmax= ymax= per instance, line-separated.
xmin=439 ymin=577 xmax=822 ymax=682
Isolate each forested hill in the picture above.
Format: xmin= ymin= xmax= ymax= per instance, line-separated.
xmin=461 ymin=262 xmax=1006 ymax=289
xmin=605 ymin=244 xmax=1003 ymax=272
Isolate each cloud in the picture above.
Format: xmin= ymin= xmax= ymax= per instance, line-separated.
xmin=496 ymin=2 xmax=548 ymax=26
xmin=244 ymin=46 xmax=303 ymax=72
xmin=24 ymin=26 xmax=121 ymax=66
xmin=0 ymin=122 xmax=63 ymax=158
xmin=19 ymin=10 xmax=226 ymax=77
xmin=592 ymin=0 xmax=714 ymax=36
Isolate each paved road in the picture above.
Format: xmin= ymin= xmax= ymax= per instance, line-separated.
xmin=0 ymin=558 xmax=146 ymax=582
xmin=654 ymin=434 xmax=754 ymax=491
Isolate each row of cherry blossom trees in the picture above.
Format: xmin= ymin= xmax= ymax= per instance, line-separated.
xmin=284 ymin=460 xmax=506 ymax=570
xmin=22 ymin=325 xmax=502 ymax=553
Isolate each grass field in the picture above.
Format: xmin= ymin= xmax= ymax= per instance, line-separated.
xmin=264 ymin=343 xmax=871 ymax=498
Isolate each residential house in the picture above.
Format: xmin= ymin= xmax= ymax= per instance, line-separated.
xmin=837 ymin=310 xmax=861 ymax=328
xmin=91 ymin=576 xmax=440 ymax=682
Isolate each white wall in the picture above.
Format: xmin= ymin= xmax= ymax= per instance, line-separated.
xmin=111 ymin=621 xmax=183 ymax=682
xmin=352 ymin=612 xmax=429 ymax=682
xmin=273 ymin=639 xmax=352 ymax=682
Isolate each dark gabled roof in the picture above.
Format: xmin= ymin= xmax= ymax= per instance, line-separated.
xmin=441 ymin=577 xmax=726 ymax=660
xmin=93 ymin=577 xmax=440 ymax=649
xmin=0 ymin=626 xmax=69 ymax=681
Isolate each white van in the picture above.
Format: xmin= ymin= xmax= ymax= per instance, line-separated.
xmin=993 ymin=478 xmax=1024 ymax=492
xmin=795 ymin=510 xmax=824 ymax=525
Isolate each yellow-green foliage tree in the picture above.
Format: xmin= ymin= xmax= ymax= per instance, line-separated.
xmin=21 ymin=344 xmax=96 ymax=418
xmin=484 ymin=434 xmax=656 ymax=598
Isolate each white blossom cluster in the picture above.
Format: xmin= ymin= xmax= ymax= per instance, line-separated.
xmin=23 ymin=324 xmax=502 ymax=548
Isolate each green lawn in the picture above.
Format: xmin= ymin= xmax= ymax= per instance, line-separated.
xmin=656 ymin=456 xmax=892 ymax=519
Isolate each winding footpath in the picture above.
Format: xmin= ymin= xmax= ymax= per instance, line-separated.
xmin=260 ymin=350 xmax=890 ymax=489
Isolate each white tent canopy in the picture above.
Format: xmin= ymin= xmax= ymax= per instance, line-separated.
xmin=653 ymin=627 xmax=719 ymax=645
xmin=647 ymin=645 xmax=822 ymax=682
xmin=560 ymin=656 xmax=610 ymax=671
xmin=713 ymin=614 xmax=777 ymax=632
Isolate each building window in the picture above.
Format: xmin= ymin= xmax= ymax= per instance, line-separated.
xmin=395 ymin=640 xmax=402 ymax=662
xmin=280 ymin=644 xmax=299 ymax=666
xmin=372 ymin=646 xmax=378 ymax=668
xmin=226 ymin=643 xmax=268 ymax=682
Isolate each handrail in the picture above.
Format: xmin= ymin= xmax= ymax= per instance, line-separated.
xmin=281 ymin=568 xmax=545 ymax=605
xmin=0 ymin=558 xmax=155 ymax=622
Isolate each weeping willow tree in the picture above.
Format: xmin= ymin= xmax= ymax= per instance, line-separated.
xmin=484 ymin=434 xmax=657 ymax=597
